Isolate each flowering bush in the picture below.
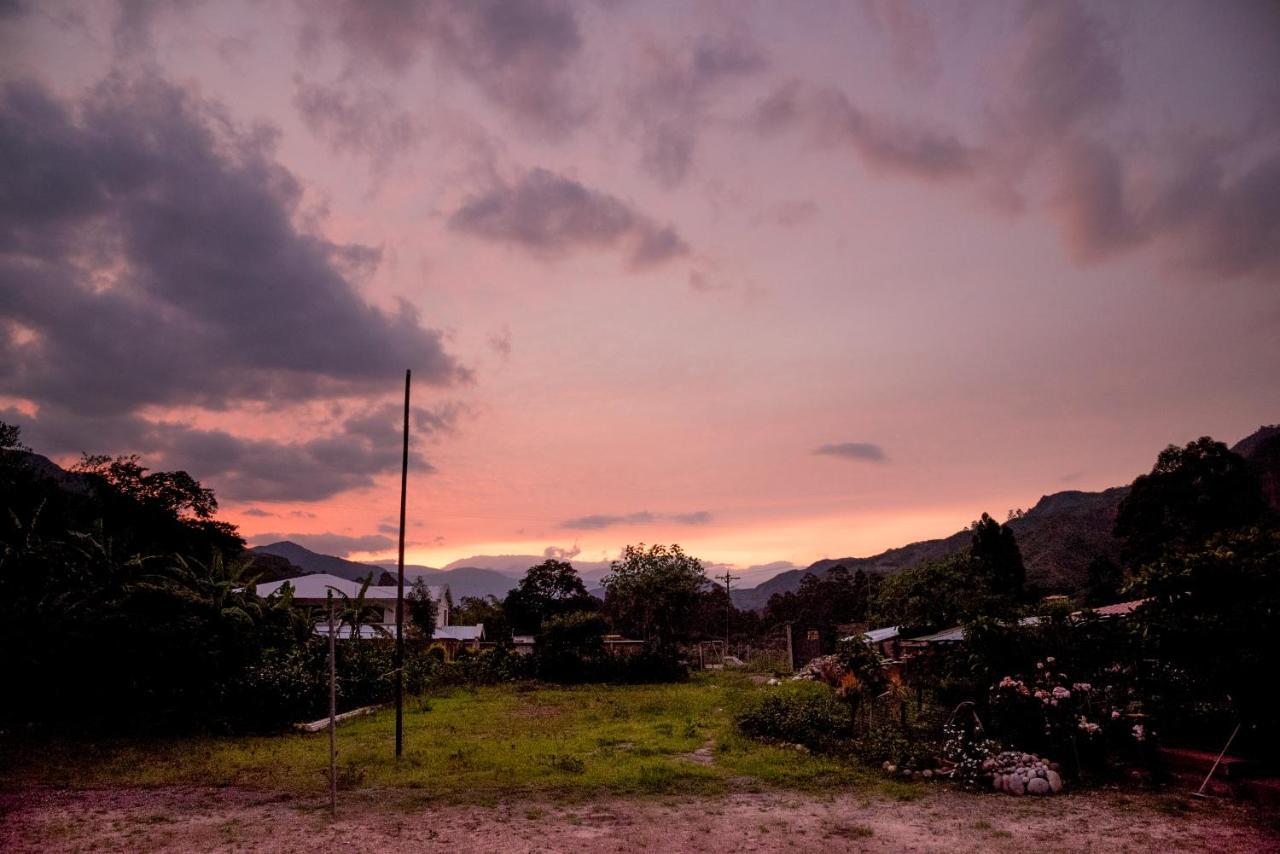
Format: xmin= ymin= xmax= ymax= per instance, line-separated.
xmin=941 ymin=720 xmax=1001 ymax=789
xmin=988 ymin=657 xmax=1153 ymax=776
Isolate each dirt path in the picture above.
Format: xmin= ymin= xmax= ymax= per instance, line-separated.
xmin=2 ymin=785 xmax=1276 ymax=852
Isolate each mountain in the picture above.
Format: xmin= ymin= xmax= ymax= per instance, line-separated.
xmin=1233 ymin=425 xmax=1280 ymax=513
xmin=250 ymin=541 xmax=383 ymax=583
xmin=734 ymin=423 xmax=1280 ymax=609
xmin=372 ymin=564 xmax=517 ymax=601
xmin=441 ymin=554 xmax=615 ymax=581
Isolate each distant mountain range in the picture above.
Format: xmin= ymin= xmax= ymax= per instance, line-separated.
xmin=730 ymin=424 xmax=1279 ymax=609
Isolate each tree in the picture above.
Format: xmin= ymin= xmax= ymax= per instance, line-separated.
xmin=407 ymin=579 xmax=438 ymax=640
xmin=1083 ymin=555 xmax=1123 ymax=606
xmin=1129 ymin=525 xmax=1280 ymax=758
xmin=452 ymin=594 xmax=511 ymax=644
xmin=869 ymin=554 xmax=1008 ymax=635
xmin=503 ymin=559 xmax=595 ymax=635
xmin=969 ymin=512 xmax=1025 ymax=599
xmin=1115 ymin=437 xmax=1266 ymax=568
xmin=602 ymin=543 xmax=707 ymax=648
xmin=0 ymin=420 xmax=28 ymax=452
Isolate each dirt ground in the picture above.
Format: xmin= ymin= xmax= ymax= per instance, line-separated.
xmin=2 ymin=785 xmax=1277 ymax=853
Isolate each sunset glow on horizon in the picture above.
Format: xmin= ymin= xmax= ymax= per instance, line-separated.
xmin=3 ymin=1 xmax=1277 ymax=573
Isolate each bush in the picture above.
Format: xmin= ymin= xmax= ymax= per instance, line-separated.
xmin=735 ymin=682 xmax=852 ymax=752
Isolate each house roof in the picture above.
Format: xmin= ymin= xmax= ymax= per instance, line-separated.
xmin=862 ymin=626 xmax=901 ymax=644
xmin=256 ymin=573 xmax=444 ymax=603
xmin=434 ymin=624 xmax=484 ymax=642
xmin=1080 ymin=598 xmax=1149 ymax=618
xmin=907 ymin=625 xmax=967 ymax=643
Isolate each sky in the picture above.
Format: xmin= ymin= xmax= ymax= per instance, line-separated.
xmin=2 ymin=0 xmax=1278 ymax=579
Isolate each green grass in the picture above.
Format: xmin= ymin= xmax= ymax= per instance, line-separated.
xmin=1 ymin=673 xmax=886 ymax=802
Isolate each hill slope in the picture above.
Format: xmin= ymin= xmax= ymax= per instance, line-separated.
xmin=737 ymin=423 xmax=1279 ymax=610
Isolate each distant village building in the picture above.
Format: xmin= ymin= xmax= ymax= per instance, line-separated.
xmin=254 ymin=572 xmax=485 ymax=651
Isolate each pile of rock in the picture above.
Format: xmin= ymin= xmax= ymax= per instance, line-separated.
xmin=985 ymin=751 xmax=1064 ymax=796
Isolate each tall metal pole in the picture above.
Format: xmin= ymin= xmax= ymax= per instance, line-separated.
xmin=719 ymin=570 xmax=739 ymax=658
xmin=395 ymin=369 xmax=410 ymax=759
xmin=327 ymin=591 xmax=336 ymax=816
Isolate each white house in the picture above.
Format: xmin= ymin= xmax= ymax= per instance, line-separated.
xmin=255 ymin=573 xmax=449 ymax=636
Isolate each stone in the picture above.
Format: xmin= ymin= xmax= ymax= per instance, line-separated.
xmin=1027 ymin=777 xmax=1050 ymax=795
xmin=1008 ymin=777 xmax=1026 ymax=796
xmin=885 ymin=764 xmax=897 ymax=775
xmin=1047 ymin=770 xmax=1063 ymax=793
xmin=922 ymin=769 xmax=933 ymax=779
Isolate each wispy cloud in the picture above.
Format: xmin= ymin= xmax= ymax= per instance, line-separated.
xmin=559 ymin=510 xmax=713 ymax=530
xmin=812 ymin=442 xmax=887 ymax=462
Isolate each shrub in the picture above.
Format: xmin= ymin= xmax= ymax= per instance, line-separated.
xmin=735 ymin=682 xmax=853 ymax=752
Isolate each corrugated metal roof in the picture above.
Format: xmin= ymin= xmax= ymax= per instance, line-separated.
xmin=1084 ymin=598 xmax=1149 ymax=617
xmin=906 ymin=625 xmax=966 ymax=643
xmin=256 ymin=573 xmax=443 ymax=602
xmin=863 ymin=626 xmax=901 ymax=643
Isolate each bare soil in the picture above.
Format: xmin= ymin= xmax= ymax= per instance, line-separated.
xmin=2 ymin=785 xmax=1276 ymax=852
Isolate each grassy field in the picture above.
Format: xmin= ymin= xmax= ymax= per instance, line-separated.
xmin=2 ymin=674 xmax=892 ymax=802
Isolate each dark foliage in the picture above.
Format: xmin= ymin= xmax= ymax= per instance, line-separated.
xmin=503 ymin=559 xmax=597 ymax=635
xmin=1115 ymin=437 xmax=1266 ymax=569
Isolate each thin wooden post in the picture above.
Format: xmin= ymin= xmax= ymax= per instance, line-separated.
xmin=395 ymin=369 xmax=411 ymax=759
xmin=784 ymin=623 xmax=794 ymax=673
xmin=328 ymin=591 xmax=336 ymax=817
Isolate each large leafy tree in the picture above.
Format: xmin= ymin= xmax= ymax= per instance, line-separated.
xmin=869 ymin=553 xmax=1010 ymax=635
xmin=602 ymin=543 xmax=707 ymax=648
xmin=1130 ymin=526 xmax=1280 ymax=756
xmin=503 ymin=559 xmax=596 ymax=635
xmin=1115 ymin=437 xmax=1266 ymax=568
xmin=452 ymin=594 xmax=511 ymax=644
xmin=0 ymin=420 xmax=308 ymax=732
xmin=969 ymin=512 xmax=1025 ymax=599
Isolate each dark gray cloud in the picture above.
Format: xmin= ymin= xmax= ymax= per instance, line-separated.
xmin=543 ymin=543 xmax=581 ymax=560
xmin=995 ymin=1 xmax=1123 ymax=146
xmin=0 ymin=73 xmax=468 ymax=501
xmin=241 ymin=508 xmax=274 ymax=517
xmin=623 ymin=31 xmax=768 ymax=187
xmin=0 ymin=74 xmax=466 ymax=420
xmin=448 ymin=168 xmax=688 ymax=269
xmin=559 ymin=510 xmax=712 ymax=530
xmin=248 ymin=531 xmax=394 ymax=556
xmin=293 ymin=76 xmax=426 ymax=170
xmin=754 ymin=81 xmax=973 ymax=182
xmin=812 ymin=442 xmax=887 ymax=462
xmin=1051 ymin=139 xmax=1280 ymax=279
xmin=300 ymin=0 xmax=585 ymax=136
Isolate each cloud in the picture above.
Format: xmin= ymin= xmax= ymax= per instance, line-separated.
xmin=994 ymin=1 xmax=1123 ymax=147
xmin=753 ymin=81 xmax=973 ymax=182
xmin=0 ymin=74 xmax=466 ymax=420
xmin=0 ymin=73 xmax=469 ymax=500
xmin=448 ymin=168 xmax=688 ymax=269
xmin=488 ymin=326 xmax=512 ymax=360
xmin=812 ymin=442 xmax=887 ymax=462
xmin=241 ymin=508 xmax=274 ymax=517
xmin=860 ymin=0 xmax=941 ymax=86
xmin=543 ymin=543 xmax=581 ymax=560
xmin=299 ymin=0 xmax=585 ymax=136
xmin=558 ymin=510 xmax=712 ymax=530
xmin=622 ymin=30 xmax=768 ymax=187
xmin=248 ymin=531 xmax=394 ymax=556
xmin=293 ymin=76 xmax=426 ymax=171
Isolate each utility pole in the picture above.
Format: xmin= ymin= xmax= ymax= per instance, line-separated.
xmin=327 ymin=590 xmax=336 ymax=817
xmin=718 ymin=569 xmax=739 ymax=659
xmin=394 ymin=369 xmax=410 ymax=759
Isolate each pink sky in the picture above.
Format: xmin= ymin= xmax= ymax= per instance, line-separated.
xmin=2 ymin=1 xmax=1278 ymax=575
